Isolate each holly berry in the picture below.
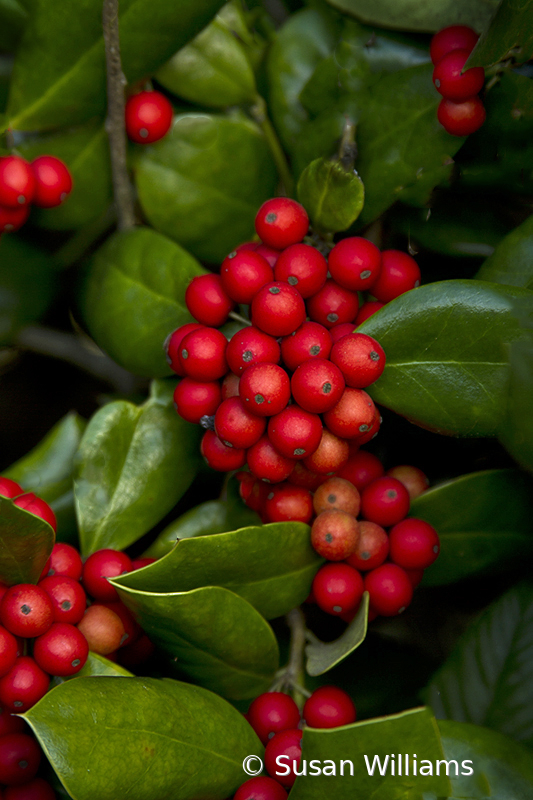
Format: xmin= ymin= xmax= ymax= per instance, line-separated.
xmin=0 ymin=708 xmax=26 ymax=738
xmin=81 ymin=549 xmax=132 ymax=602
xmin=388 ymin=517 xmax=440 ymax=569
xmin=0 ymin=205 xmax=30 ymax=233
xmin=312 ymin=562 xmax=364 ymax=615
xmin=214 ymin=397 xmax=266 ymax=449
xmin=328 ymin=237 xmax=382 ymax=292
xmin=364 ymin=563 xmax=413 ymax=616
xmin=386 ymin=464 xmax=429 ymax=499
xmin=46 ymin=542 xmax=83 ymax=581
xmin=323 ymin=388 xmax=376 ymax=440
xmin=30 ymin=156 xmax=73 ymax=208
xmin=246 ymin=691 xmax=300 ymax=745
xmin=306 ymin=279 xmax=359 ymax=329
xmin=291 ymin=358 xmax=345 ymax=414
xmin=185 ymin=274 xmax=234 ymax=328
xmin=200 ymin=430 xmax=246 ymax=472
xmin=330 ymin=333 xmax=386 ymax=388
xmin=255 ymin=198 xmax=309 ymax=249
xmin=267 ymin=405 xmax=322 ymax=460
xmin=354 ymin=301 xmax=384 ymax=327
xmin=360 ymin=476 xmax=410 ymax=527
xmin=179 ymin=327 xmax=228 ymax=381
xmin=226 ymin=327 xmax=280 ymax=376
xmin=246 ymin=436 xmax=296 ymax=483
xmin=264 ymin=728 xmax=303 ymax=788
xmin=234 ymin=776 xmax=288 ymax=800
xmin=220 ymin=249 xmax=273 ymax=304
xmin=345 ymin=520 xmax=389 ymax=571
xmin=280 ymin=322 xmax=332 ymax=371
xmin=125 ymin=90 xmax=173 ymax=143
xmin=164 ymin=323 xmax=204 ymax=375
xmin=430 ymin=25 xmax=479 ymax=65
xmin=239 ymin=363 xmax=291 ymax=417
xmin=370 ymin=250 xmax=420 ymax=303
xmin=303 ymin=429 xmax=349 ymax=475
xmin=264 ymin=483 xmax=313 ymax=524
xmin=0 ymin=478 xmax=22 ymax=499
xmin=251 ymin=282 xmax=306 ymax=337
xmin=0 ymin=156 xmax=35 ymax=208
xmin=0 ymin=733 xmax=41 ymax=785
xmin=437 ymin=96 xmax=486 ymax=136
xmin=76 ymin=605 xmax=126 ymax=655
xmin=173 ymin=378 xmax=222 ymax=424
xmin=12 ymin=494 xmax=57 ymax=532
xmin=38 ymin=576 xmax=87 ymax=625
xmin=274 ymin=243 xmax=328 ymax=298
xmin=433 ymin=49 xmax=485 ymax=102
xmin=0 ymin=627 xmax=18 ymax=678
xmin=33 ymin=623 xmax=88 ymax=676
xmin=336 ymin=449 xmax=384 ymax=491
xmin=0 ymin=585 xmax=54 ymax=638
xmin=287 ymin=462 xmax=327 ymax=492
xmin=313 ymin=476 xmax=361 ymax=517
xmin=311 ymin=509 xmax=359 ymax=560
xmin=4 ymin=777 xmax=58 ymax=799
xmin=0 ymin=657 xmax=50 ymax=712
xmin=303 ymin=686 xmax=356 ymax=728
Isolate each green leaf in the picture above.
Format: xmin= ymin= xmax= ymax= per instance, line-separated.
xmin=115 ymin=522 xmax=321 ymax=620
xmin=0 ymin=0 xmax=26 ymax=51
xmin=23 ymin=676 xmax=262 ymax=800
xmin=56 ymin=652 xmax=133 ymax=681
xmin=306 ymin=593 xmax=369 ymax=676
xmin=0 ymin=496 xmax=54 ymax=585
xmin=7 ymin=0 xmax=226 ymax=131
xmin=289 ymin=707 xmax=451 ymax=799
xmin=80 ymin=226 xmax=205 ymax=377
xmin=323 ymin=0 xmax=499 ymax=33
xmin=499 ymin=300 xmax=533 ymax=473
xmin=156 ymin=1 xmax=257 ymax=108
xmin=74 ymin=380 xmax=201 ymax=556
xmin=0 ymin=236 xmax=58 ymax=345
xmin=476 ymin=213 xmax=533 ymax=289
xmin=113 ymin=583 xmax=279 ymax=699
xmin=468 ymin=0 xmax=533 ymax=68
xmin=427 ymin=582 xmax=533 ymax=749
xmin=359 ymin=280 xmax=530 ymax=436
xmin=438 ymin=719 xmax=533 ymax=799
xmin=143 ymin=498 xmax=260 ymax=559
xmin=18 ymin=122 xmax=112 ymax=230
xmin=297 ymin=157 xmax=365 ymax=234
xmin=134 ymin=112 xmax=277 ymax=263
xmin=409 ymin=469 xmax=533 ymax=586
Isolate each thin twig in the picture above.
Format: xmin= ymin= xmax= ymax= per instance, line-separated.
xmin=102 ymin=0 xmax=135 ymax=230
xmin=229 ymin=310 xmax=252 ymax=326
xmin=250 ymin=96 xmax=295 ymax=198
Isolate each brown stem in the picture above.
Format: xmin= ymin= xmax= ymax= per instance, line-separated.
xmin=102 ymin=0 xmax=135 ymax=230
xmin=338 ymin=118 xmax=357 ymax=172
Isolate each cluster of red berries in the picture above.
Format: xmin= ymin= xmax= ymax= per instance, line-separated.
xmin=167 ymin=197 xmax=421 ymax=487
xmin=431 ymin=25 xmax=486 ymax=136
xmin=0 ymin=155 xmax=73 ymax=236
xmin=233 ymin=684 xmax=357 ymax=797
xmin=125 ymin=90 xmax=173 ymax=144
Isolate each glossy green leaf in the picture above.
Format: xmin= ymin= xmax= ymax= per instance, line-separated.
xmin=56 ymin=653 xmax=133 ymax=682
xmin=306 ymin=593 xmax=369 ymax=676
xmin=0 ymin=236 xmax=58 ymax=345
xmin=143 ymin=499 xmax=260 ymax=559
xmin=0 ymin=0 xmax=26 ymax=51
xmin=468 ymin=0 xmax=533 ymax=68
xmin=7 ymin=0 xmax=226 ymax=131
xmin=289 ymin=707 xmax=451 ymax=799
xmin=324 ymin=0 xmax=498 ymax=33
xmin=427 ymin=582 xmax=533 ymax=748
xmin=24 ymin=676 xmax=262 ymax=800
xmin=134 ymin=112 xmax=277 ymax=263
xmin=499 ymin=300 xmax=533 ymax=473
xmin=477 ymin=213 xmax=533 ymax=289
xmin=438 ymin=719 xmax=533 ymax=799
xmin=18 ymin=122 xmax=112 ymax=230
xmin=297 ymin=157 xmax=364 ymax=234
xmin=116 ymin=522 xmax=321 ymax=620
xmin=359 ymin=280 xmax=530 ymax=436
xmin=113 ymin=583 xmax=279 ymax=699
xmin=80 ymin=226 xmax=205 ymax=376
xmin=74 ymin=380 xmax=201 ymax=556
xmin=410 ymin=469 xmax=533 ymax=586
xmin=156 ymin=2 xmax=257 ymax=108
xmin=0 ymin=496 xmax=54 ymax=585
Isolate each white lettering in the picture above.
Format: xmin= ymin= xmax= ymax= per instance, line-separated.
xmin=275 ymin=755 xmax=290 ymax=776
xmin=461 ymin=760 xmax=474 ymax=776
xmin=364 ymin=754 xmax=390 ymax=776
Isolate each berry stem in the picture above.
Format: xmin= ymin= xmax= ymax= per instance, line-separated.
xmin=250 ymin=95 xmax=295 ymax=198
xmin=102 ymin=0 xmax=136 ymax=231
xmin=338 ymin=118 xmax=358 ymax=172
xmin=284 ymin=606 xmax=308 ymax=710
xmin=228 ymin=310 xmax=252 ymax=326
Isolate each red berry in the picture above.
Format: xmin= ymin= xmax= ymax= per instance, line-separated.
xmin=0 ymin=708 xmax=26 ymax=737
xmin=0 ymin=585 xmax=54 ymax=638
xmin=185 ymin=274 xmax=234 ymax=327
xmin=329 ymin=322 xmax=355 ymax=343
xmin=234 ymin=776 xmax=288 ymax=800
xmin=30 ymin=156 xmax=72 ymax=208
xmin=291 ymin=358 xmax=345 ymax=414
xmin=371 ymin=250 xmax=420 ymax=303
xmin=303 ymin=686 xmax=356 ymax=728
xmin=287 ymin=462 xmax=327 ymax=492
xmin=0 ymin=157 xmax=35 ymax=208
xmin=388 ymin=517 xmax=440 ymax=569
xmin=130 ymin=557 xmax=156 ymax=571
xmin=246 ymin=691 xmax=301 ymax=745
xmin=280 ymin=321 xmax=332 ymax=371
xmin=81 ymin=549 xmax=132 ymax=603
xmin=226 ymin=327 xmax=280 ymax=376
xmin=125 ymin=90 xmax=173 ymax=143
xmin=307 ymin=279 xmax=359 ymax=328
xmin=255 ymin=198 xmax=309 ymax=249
xmin=173 ymin=378 xmax=221 ymax=424
xmin=38 ymin=576 xmax=87 ymax=625
xmin=76 ymin=605 xmax=125 ymax=655
xmin=242 ymin=475 xmax=271 ymax=514
xmin=264 ymin=483 xmax=313 ymax=524
xmin=0 ymin=657 xmax=50 ymax=712
xmin=354 ymin=301 xmax=384 ymax=326
xmin=328 ymin=237 xmax=382 ymax=292
xmin=239 ymin=363 xmax=291 ymax=417
xmin=433 ymin=49 xmax=485 ymax=102
xmin=251 ymin=282 xmax=306 ymax=337
xmin=323 ymin=388 xmax=376 ymax=439
xmin=330 ymin=333 xmax=386 ymax=388
xmin=0 ymin=478 xmax=22 ymax=499
xmin=360 ymin=476 xmax=410 ymax=527
xmin=33 ymin=623 xmax=88 ymax=677
xmin=430 ymin=25 xmax=479 ymax=65
xmin=312 ymin=562 xmax=364 ymax=615
xmin=4 ymin=777 xmax=57 ymax=799
xmin=214 ymin=397 xmax=266 ymax=449
xmin=311 ymin=509 xmax=359 ymax=560
xmin=46 ymin=543 xmax=83 ymax=581
xmin=303 ymin=429 xmax=349 ymax=475
xmin=12 ymin=494 xmax=56 ymax=532
xmin=179 ymin=327 xmax=228 ymax=381
xmin=220 ymin=249 xmax=273 ymax=304
xmin=267 ymin=405 xmax=322 ymax=459
xmin=200 ymin=430 xmax=246 ymax=472
xmin=274 ymin=243 xmax=327 ymax=298
xmin=364 ymin=563 xmax=413 ymax=616
xmin=386 ymin=465 xmax=429 ymax=499
xmin=405 ymin=568 xmax=425 ymax=587
xmin=164 ymin=323 xmax=204 ymax=375
xmin=336 ymin=450 xmax=384 ymax=491
xmin=221 ymin=371 xmax=240 ymax=400
xmin=345 ymin=520 xmax=389 ymax=571
xmin=437 ymin=96 xmax=486 ymax=136
xmin=353 ymin=406 xmax=381 ymax=445
xmin=313 ymin=476 xmax=361 ymax=517
xmin=0 ymin=733 xmax=41 ymax=785
xmin=247 ymin=436 xmax=296 ymax=483
xmin=256 ymin=244 xmax=281 ymax=267
xmin=264 ymin=728 xmax=302 ymax=788
xmin=0 ymin=627 xmax=18 ymax=678
xmin=0 ymin=205 xmax=30 ymax=233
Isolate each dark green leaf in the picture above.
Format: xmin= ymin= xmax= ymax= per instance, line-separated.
xmin=297 ymin=157 xmax=364 ymax=234
xmin=499 ymin=300 xmax=533 ymax=473
xmin=323 ymin=0 xmax=498 ymax=33
xmin=427 ymin=583 xmax=533 ymax=748
xmin=0 ymin=0 xmax=26 ymax=51
xmin=476 ymin=213 xmax=533 ymax=289
xmin=57 ymin=653 xmax=133 ymax=681
xmin=80 ymin=226 xmax=205 ymax=377
xmin=438 ymin=719 xmax=533 ymax=799
xmin=468 ymin=0 xmax=533 ymax=68
xmin=360 ymin=280 xmax=530 ymax=436
xmin=113 ymin=583 xmax=279 ymax=699
xmin=143 ymin=499 xmax=260 ymax=559
xmin=134 ymin=112 xmax=277 ymax=263
xmin=115 ymin=522 xmax=321 ymax=620
xmin=306 ymin=593 xmax=369 ymax=676
xmin=156 ymin=1 xmax=257 ymax=108
xmin=7 ymin=0 xmax=226 ymax=131
xmin=24 ymin=676 xmax=262 ymax=800
xmin=409 ymin=469 xmax=533 ymax=585
xmin=74 ymin=380 xmax=201 ymax=556
xmin=289 ymin=707 xmax=451 ymax=799
xmin=0 ymin=496 xmax=54 ymax=585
